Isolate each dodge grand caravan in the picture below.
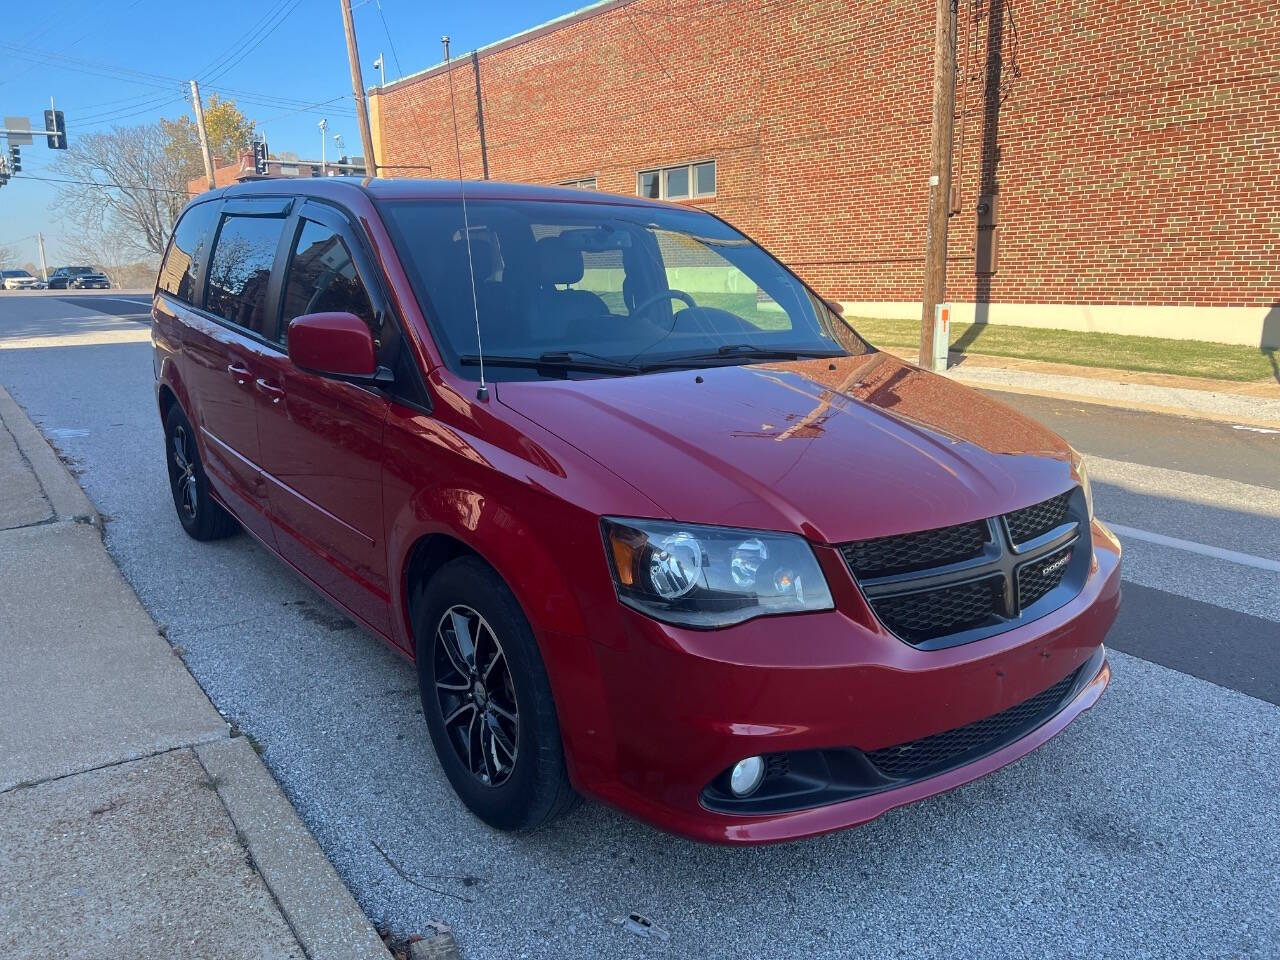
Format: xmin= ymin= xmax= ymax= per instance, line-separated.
xmin=152 ymin=178 xmax=1120 ymax=844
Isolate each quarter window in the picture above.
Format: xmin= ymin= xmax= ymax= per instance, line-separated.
xmin=204 ymin=215 xmax=286 ymax=337
xmin=158 ymin=202 xmax=220 ymax=304
xmin=637 ymin=161 xmax=716 ymax=201
xmin=279 ymin=220 xmax=376 ymax=348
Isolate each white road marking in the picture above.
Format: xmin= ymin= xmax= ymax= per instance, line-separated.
xmin=1106 ymin=521 xmax=1280 ymax=573
xmin=1232 ymin=424 xmax=1280 ymax=435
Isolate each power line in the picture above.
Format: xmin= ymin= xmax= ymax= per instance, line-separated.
xmin=192 ymin=0 xmax=293 ymax=81
xmin=203 ymin=0 xmax=304 ymax=85
xmin=375 ymin=0 xmax=406 ymax=78
xmin=12 ymin=173 xmax=189 ymax=196
xmin=252 ymin=94 xmax=350 ymax=127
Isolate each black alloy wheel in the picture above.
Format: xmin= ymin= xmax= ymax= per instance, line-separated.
xmin=415 ymin=556 xmax=578 ymax=831
xmin=434 ymin=605 xmax=520 ymax=786
xmin=162 ymin=404 xmax=238 ymax=541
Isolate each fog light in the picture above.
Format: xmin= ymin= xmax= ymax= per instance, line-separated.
xmin=729 ymin=756 xmax=765 ymax=797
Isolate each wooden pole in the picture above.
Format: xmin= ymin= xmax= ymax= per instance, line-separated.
xmin=919 ymin=0 xmax=958 ymax=372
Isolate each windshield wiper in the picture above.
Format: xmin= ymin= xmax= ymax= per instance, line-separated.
xmin=458 ymin=351 xmax=641 ymax=377
xmin=639 ymin=344 xmax=845 ymax=370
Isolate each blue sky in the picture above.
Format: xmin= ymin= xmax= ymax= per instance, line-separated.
xmin=0 ymin=0 xmax=579 ymax=266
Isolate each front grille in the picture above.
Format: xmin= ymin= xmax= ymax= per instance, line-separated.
xmin=843 ymin=488 xmax=1086 ymax=649
xmin=872 ymin=575 xmax=1003 ymax=644
xmin=841 ymin=521 xmax=989 ymax=579
xmin=1017 ymin=545 xmax=1073 ymax=609
xmin=866 ymin=666 xmax=1081 ymax=781
xmin=1005 ymin=490 xmax=1072 ymax=544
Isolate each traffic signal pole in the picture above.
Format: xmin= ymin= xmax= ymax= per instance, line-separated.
xmin=919 ymin=0 xmax=959 ymax=373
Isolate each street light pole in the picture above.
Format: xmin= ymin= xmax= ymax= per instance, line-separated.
xmin=318 ymin=118 xmax=328 ymax=174
xmin=37 ymin=232 xmax=48 ymax=283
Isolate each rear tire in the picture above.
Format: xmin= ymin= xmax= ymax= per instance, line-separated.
xmin=163 ymin=404 xmax=238 ymax=541
xmin=415 ymin=556 xmax=578 ymax=831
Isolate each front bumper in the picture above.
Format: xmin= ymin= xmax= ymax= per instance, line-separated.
xmin=573 ymin=520 xmax=1121 ymax=844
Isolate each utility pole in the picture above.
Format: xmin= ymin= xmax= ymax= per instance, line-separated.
xmin=919 ymin=0 xmax=958 ymax=373
xmin=319 ymin=117 xmax=328 ymax=174
xmin=189 ymin=80 xmax=216 ymax=191
xmin=37 ymin=232 xmax=48 ymax=282
xmin=339 ymin=0 xmax=378 ymax=177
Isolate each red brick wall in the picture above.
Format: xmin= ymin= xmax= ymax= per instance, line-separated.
xmin=372 ymin=0 xmax=1280 ymax=309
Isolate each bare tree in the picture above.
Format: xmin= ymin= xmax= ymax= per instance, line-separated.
xmin=64 ymin=207 xmax=160 ymax=287
xmin=52 ymin=123 xmax=190 ymax=258
xmin=0 ymin=245 xmax=14 ymax=271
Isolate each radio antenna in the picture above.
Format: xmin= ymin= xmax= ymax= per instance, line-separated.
xmin=443 ymin=35 xmax=487 ymax=401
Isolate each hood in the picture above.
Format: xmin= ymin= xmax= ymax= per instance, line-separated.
xmin=495 ymin=352 xmax=1077 ymax=545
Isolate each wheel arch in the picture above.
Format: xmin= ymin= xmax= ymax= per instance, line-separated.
xmin=403 ymin=532 xmax=481 ymax=655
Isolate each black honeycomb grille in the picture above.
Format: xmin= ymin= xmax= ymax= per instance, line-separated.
xmin=840 ymin=521 xmax=989 ymax=579
xmin=865 ymin=667 xmax=1080 ymax=781
xmin=1005 ymin=491 xmax=1072 ymax=544
xmin=1017 ymin=546 xmax=1074 ymax=609
xmin=871 ymin=575 xmax=1004 ymax=644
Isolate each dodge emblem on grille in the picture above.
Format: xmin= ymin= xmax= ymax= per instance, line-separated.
xmin=1039 ymin=552 xmax=1071 ymax=577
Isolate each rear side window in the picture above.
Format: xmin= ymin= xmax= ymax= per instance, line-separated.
xmin=157 ymin=202 xmax=219 ymax=303
xmin=204 ymin=214 xmax=286 ymax=337
xmin=278 ymin=219 xmax=375 ymax=344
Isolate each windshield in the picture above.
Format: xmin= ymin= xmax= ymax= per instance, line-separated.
xmin=379 ymin=198 xmax=869 ymax=380
xmin=1 ymin=271 xmax=30 ymax=278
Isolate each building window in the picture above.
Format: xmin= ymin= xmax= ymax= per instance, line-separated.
xmin=637 ymin=160 xmax=715 ymax=201
xmin=560 ymin=177 xmax=597 ymax=191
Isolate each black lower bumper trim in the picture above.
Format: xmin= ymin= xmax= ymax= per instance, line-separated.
xmin=700 ymin=647 xmax=1105 ymax=816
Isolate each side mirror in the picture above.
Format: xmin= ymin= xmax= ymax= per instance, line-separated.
xmin=287 ymin=312 xmax=381 ymax=381
xmin=824 ymin=299 xmax=846 ymax=317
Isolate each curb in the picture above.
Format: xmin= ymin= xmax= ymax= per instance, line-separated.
xmin=969 ymin=381 xmax=1280 ymax=430
xmin=877 ymin=347 xmax=1280 ymax=428
xmin=197 ymin=738 xmax=392 ymax=960
xmin=0 ymin=386 xmax=99 ymax=526
xmin=0 ymin=384 xmax=393 ymax=960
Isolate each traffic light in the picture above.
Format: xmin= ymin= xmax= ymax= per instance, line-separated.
xmin=8 ymin=146 xmax=20 ymax=173
xmin=43 ymin=109 xmax=67 ymax=150
xmin=252 ymin=140 xmax=268 ymax=175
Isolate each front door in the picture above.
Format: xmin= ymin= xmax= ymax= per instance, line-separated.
xmin=253 ymin=202 xmax=392 ymax=633
xmin=184 ymin=198 xmax=293 ymax=545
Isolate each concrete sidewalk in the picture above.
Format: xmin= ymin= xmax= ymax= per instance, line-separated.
xmin=0 ymin=387 xmax=390 ymax=960
xmin=883 ymin=347 xmax=1280 ymax=427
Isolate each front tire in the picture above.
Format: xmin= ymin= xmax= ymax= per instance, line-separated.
xmin=415 ymin=557 xmax=577 ymax=831
xmin=163 ymin=404 xmax=238 ymax=541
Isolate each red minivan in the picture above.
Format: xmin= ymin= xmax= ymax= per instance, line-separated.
xmin=153 ymin=178 xmax=1120 ymax=844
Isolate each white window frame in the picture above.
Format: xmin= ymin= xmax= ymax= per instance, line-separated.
xmin=637 ymin=160 xmax=716 ymax=201
xmin=559 ymin=177 xmax=598 ymax=191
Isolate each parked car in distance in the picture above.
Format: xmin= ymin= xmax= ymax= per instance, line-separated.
xmin=152 ymin=178 xmax=1121 ymax=844
xmin=48 ymin=266 xmax=110 ymax=289
xmin=1 ymin=269 xmax=43 ymax=290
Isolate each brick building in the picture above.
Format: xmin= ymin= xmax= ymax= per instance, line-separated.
xmin=186 ymin=151 xmax=365 ymax=197
xmin=368 ymin=0 xmax=1279 ymax=348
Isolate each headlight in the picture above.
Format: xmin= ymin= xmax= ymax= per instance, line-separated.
xmin=601 ymin=518 xmax=834 ymax=628
xmin=1073 ymin=451 xmax=1094 ymax=520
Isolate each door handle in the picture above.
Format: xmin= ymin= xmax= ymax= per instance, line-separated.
xmin=226 ymin=363 xmax=251 ymax=385
xmin=255 ymin=378 xmax=285 ymax=404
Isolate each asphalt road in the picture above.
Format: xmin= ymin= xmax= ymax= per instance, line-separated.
xmin=2 ymin=291 xmax=1277 ymax=960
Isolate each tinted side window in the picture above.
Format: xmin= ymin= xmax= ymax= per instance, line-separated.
xmin=205 ymin=215 xmax=285 ymax=337
xmin=279 ymin=220 xmax=376 ymax=344
xmin=158 ymin=202 xmax=219 ymax=303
